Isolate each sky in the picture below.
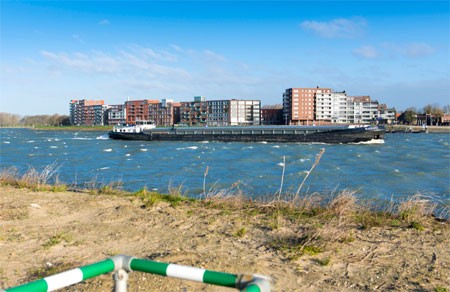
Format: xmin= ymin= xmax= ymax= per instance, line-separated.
xmin=1 ymin=0 xmax=449 ymax=115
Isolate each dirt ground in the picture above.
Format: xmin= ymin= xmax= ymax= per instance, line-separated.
xmin=1 ymin=186 xmax=449 ymax=291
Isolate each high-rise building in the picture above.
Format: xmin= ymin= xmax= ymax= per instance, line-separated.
xmin=69 ymin=99 xmax=105 ymax=126
xmin=282 ymin=87 xmax=331 ymax=125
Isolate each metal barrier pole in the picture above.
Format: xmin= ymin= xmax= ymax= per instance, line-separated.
xmin=3 ymin=255 xmax=270 ymax=292
xmin=113 ymin=269 xmax=129 ymax=292
xmin=4 ymin=259 xmax=115 ymax=292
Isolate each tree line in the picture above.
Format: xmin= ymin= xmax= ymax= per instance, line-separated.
xmin=397 ymin=104 xmax=450 ymax=125
xmin=0 ymin=113 xmax=70 ymax=127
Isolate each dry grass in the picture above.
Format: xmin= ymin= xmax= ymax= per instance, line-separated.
xmin=398 ymin=194 xmax=437 ymax=230
xmin=0 ymin=164 xmax=66 ymax=192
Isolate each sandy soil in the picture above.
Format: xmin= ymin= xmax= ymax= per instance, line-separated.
xmin=1 ymin=186 xmax=449 ymax=291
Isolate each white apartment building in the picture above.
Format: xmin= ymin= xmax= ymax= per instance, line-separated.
xmin=316 ymin=91 xmax=351 ymax=123
xmin=351 ymin=96 xmax=379 ymax=124
xmin=229 ymin=99 xmax=261 ymax=126
xmin=207 ymin=99 xmax=261 ymax=126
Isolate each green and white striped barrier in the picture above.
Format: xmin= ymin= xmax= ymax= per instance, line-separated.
xmin=2 ymin=255 xmax=270 ymax=292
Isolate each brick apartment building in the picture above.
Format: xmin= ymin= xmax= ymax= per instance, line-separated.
xmin=148 ymin=99 xmax=181 ymax=127
xmin=261 ymin=105 xmax=283 ymax=125
xmin=180 ymin=96 xmax=208 ymax=126
xmin=124 ymin=99 xmax=159 ymax=125
xmin=69 ymin=99 xmax=106 ymax=126
xmin=283 ymin=87 xmax=332 ymax=125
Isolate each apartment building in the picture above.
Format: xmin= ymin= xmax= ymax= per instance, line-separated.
xmin=148 ymin=99 xmax=181 ymax=127
xmin=207 ymin=99 xmax=230 ymax=126
xmin=180 ymin=96 xmax=208 ymax=126
xmin=315 ymin=91 xmax=350 ymax=124
xmin=69 ymin=99 xmax=106 ymax=126
xmin=351 ymin=96 xmax=380 ymax=124
xmin=378 ymin=104 xmax=396 ymax=124
xmin=106 ymin=104 xmax=126 ymax=125
xmin=283 ymin=87 xmax=331 ymax=125
xmin=229 ymin=99 xmax=261 ymax=126
xmin=125 ymin=99 xmax=159 ymax=125
xmin=261 ymin=105 xmax=283 ymax=125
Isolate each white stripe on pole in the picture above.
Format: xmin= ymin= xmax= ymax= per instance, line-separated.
xmin=166 ymin=264 xmax=206 ymax=282
xmin=45 ymin=268 xmax=83 ymax=291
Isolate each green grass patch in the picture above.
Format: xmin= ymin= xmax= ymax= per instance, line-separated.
xmin=43 ymin=232 xmax=72 ymax=249
xmin=133 ymin=187 xmax=192 ymax=208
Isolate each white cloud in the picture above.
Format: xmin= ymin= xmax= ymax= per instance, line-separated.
xmin=203 ymin=50 xmax=226 ymax=62
xmin=98 ymin=19 xmax=110 ymax=25
xmin=384 ymin=42 xmax=436 ymax=58
xmin=300 ymin=17 xmax=366 ymax=38
xmin=352 ymin=45 xmax=379 ymax=59
xmin=72 ymin=34 xmax=84 ymax=44
xmin=352 ymin=42 xmax=437 ymax=60
xmin=38 ymin=46 xmax=268 ymax=99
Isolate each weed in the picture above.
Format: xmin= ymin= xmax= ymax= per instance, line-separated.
xmin=133 ymin=187 xmax=191 ymax=208
xmin=303 ymin=245 xmax=322 ymax=256
xmin=314 ymin=257 xmax=331 ymax=266
xmin=43 ymin=232 xmax=71 ymax=249
xmin=435 ymin=287 xmax=448 ymax=292
xmin=410 ymin=221 xmax=425 ymax=231
xmin=234 ymin=227 xmax=247 ymax=238
xmin=398 ymin=194 xmax=436 ymax=228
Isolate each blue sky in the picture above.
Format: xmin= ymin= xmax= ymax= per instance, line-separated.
xmin=1 ymin=0 xmax=449 ymax=115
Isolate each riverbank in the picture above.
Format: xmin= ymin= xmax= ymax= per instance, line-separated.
xmin=386 ymin=125 xmax=450 ymax=133
xmin=1 ymin=185 xmax=449 ymax=291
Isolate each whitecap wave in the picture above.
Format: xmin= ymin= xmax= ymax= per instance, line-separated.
xmin=99 ymin=166 xmax=110 ymax=170
xmin=187 ymin=146 xmax=198 ymax=150
xmin=104 ymin=148 xmax=113 ymax=152
xmin=3 ymin=141 xmax=10 ymax=144
xmin=351 ymin=139 xmax=385 ymax=145
xmin=140 ymin=149 xmax=148 ymax=151
xmin=96 ymin=134 xmax=109 ymax=140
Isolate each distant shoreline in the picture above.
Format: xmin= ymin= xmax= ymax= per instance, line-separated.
xmin=2 ymin=125 xmax=450 ymax=133
xmin=386 ymin=125 xmax=450 ymax=133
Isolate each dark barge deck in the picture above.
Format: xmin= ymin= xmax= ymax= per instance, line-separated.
xmin=108 ymin=125 xmax=384 ymax=144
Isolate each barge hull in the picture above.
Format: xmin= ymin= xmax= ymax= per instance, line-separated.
xmin=108 ymin=127 xmax=384 ymax=144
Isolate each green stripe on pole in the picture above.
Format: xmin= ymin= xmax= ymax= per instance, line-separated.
xmin=203 ymin=270 xmax=237 ymax=288
xmin=5 ymin=279 xmax=48 ymax=292
xmin=242 ymin=283 xmax=261 ymax=292
xmin=130 ymin=258 xmax=169 ymax=277
xmin=80 ymin=259 xmax=115 ymax=280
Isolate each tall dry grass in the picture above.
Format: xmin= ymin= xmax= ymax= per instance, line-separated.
xmin=0 ymin=163 xmax=66 ymax=191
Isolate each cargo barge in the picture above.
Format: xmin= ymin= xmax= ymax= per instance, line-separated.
xmin=108 ymin=123 xmax=384 ymax=144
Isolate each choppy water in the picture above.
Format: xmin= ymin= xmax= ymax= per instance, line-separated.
xmin=1 ymin=128 xmax=449 ymax=208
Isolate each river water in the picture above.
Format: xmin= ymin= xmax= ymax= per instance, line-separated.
xmin=1 ymin=128 xmax=449 ymax=210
